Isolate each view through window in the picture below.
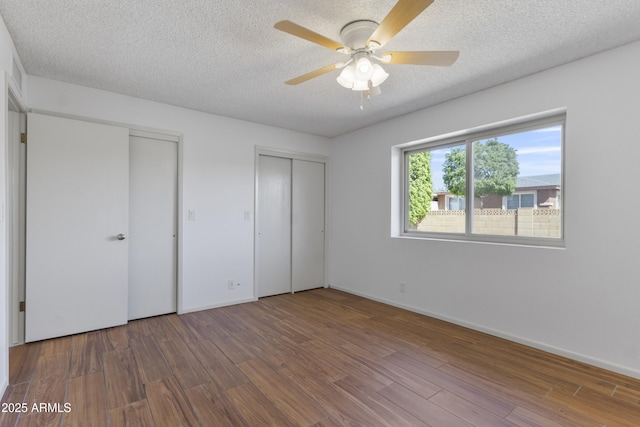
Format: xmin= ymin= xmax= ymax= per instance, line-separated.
xmin=404 ymin=117 xmax=563 ymax=245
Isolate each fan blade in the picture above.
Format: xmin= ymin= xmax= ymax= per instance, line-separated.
xmin=275 ymin=20 xmax=347 ymax=52
xmin=285 ymin=64 xmax=339 ymax=85
xmin=383 ymin=51 xmax=459 ymax=66
xmin=368 ymin=0 xmax=434 ymax=48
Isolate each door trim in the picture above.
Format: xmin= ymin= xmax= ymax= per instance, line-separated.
xmin=6 ymin=77 xmax=27 ymax=346
xmin=29 ymin=108 xmax=182 ymax=142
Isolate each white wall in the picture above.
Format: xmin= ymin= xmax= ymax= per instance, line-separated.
xmin=329 ymin=40 xmax=640 ymax=379
xmin=25 ymin=76 xmax=331 ymax=314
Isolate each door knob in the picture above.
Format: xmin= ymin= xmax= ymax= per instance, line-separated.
xmin=116 ymin=233 xmax=126 ymax=241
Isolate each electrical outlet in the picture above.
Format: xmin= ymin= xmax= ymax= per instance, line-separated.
xmin=399 ymin=282 xmax=406 ymax=293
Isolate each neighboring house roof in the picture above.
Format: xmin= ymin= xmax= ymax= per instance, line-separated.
xmin=435 ymin=174 xmax=561 ymax=196
xmin=516 ymin=174 xmax=561 ymax=188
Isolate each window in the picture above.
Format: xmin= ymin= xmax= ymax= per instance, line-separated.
xmin=447 ymin=195 xmax=465 ymax=210
xmin=506 ymin=193 xmax=535 ymax=209
xmin=402 ymin=114 xmax=564 ymax=246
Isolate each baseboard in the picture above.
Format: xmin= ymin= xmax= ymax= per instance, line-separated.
xmin=329 ymin=284 xmax=640 ymax=380
xmin=178 ymin=297 xmax=258 ymax=314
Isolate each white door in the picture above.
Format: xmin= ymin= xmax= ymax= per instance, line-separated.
xmin=257 ymin=155 xmax=291 ymax=297
xmin=25 ymin=113 xmax=129 ymax=342
xmin=292 ymin=160 xmax=325 ymax=292
xmin=128 ymin=135 xmax=178 ymax=320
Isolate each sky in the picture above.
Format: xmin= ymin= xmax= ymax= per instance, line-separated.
xmin=428 ymin=125 xmax=562 ymax=192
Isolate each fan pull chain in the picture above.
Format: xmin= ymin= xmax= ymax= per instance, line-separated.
xmin=360 ymin=80 xmax=376 ymax=110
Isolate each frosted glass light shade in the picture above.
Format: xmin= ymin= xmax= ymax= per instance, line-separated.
xmin=337 ymin=65 xmax=356 ymax=89
xmin=354 ymin=57 xmax=374 ymax=80
xmin=370 ymin=64 xmax=389 ymax=87
xmin=352 ymin=80 xmax=369 ymax=91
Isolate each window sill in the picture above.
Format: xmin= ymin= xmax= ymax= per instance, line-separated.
xmin=394 ymin=232 xmax=566 ymax=249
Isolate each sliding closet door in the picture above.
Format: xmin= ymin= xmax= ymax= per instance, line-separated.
xmin=292 ymin=160 xmax=325 ymax=292
xmin=256 ymin=154 xmax=326 ymax=297
xmin=257 ymin=155 xmax=292 ymax=297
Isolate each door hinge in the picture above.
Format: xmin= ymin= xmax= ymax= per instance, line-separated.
xmin=19 ymin=301 xmax=25 ymax=312
xmin=20 ymin=132 xmax=27 ymax=144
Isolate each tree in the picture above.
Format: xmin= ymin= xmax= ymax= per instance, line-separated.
xmin=442 ymin=139 xmax=519 ymax=208
xmin=408 ymin=151 xmax=432 ymax=225
xmin=442 ymin=147 xmax=466 ymax=196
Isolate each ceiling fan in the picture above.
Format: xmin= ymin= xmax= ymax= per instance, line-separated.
xmin=274 ymin=0 xmax=459 ymax=101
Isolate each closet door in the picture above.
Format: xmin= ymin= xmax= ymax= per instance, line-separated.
xmin=128 ymin=135 xmax=178 ymax=320
xmin=25 ymin=113 xmax=129 ymax=342
xmin=257 ymin=155 xmax=292 ymax=297
xmin=292 ymin=160 xmax=325 ymax=292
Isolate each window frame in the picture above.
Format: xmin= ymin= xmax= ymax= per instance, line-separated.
xmin=401 ymin=113 xmax=565 ymax=247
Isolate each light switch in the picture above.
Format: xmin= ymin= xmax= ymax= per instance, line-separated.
xmin=188 ymin=209 xmax=196 ymax=221
xmin=244 ymin=211 xmax=251 ymax=221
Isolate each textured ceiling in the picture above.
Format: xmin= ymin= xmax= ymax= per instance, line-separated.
xmin=2 ymin=1 xmax=640 ymax=137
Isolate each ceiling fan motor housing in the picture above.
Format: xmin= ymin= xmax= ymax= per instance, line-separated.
xmin=340 ymin=20 xmax=379 ymax=50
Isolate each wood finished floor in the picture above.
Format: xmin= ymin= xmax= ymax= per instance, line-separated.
xmin=2 ymin=288 xmax=640 ymax=426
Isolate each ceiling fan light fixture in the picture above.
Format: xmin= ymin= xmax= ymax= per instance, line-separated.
xmin=354 ymin=56 xmax=374 ymax=80
xmin=337 ymin=64 xmax=356 ymax=88
xmin=274 ymin=2 xmax=460 ymax=104
xmin=337 ymin=57 xmax=388 ymax=91
xmin=370 ymin=63 xmax=389 ymax=87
